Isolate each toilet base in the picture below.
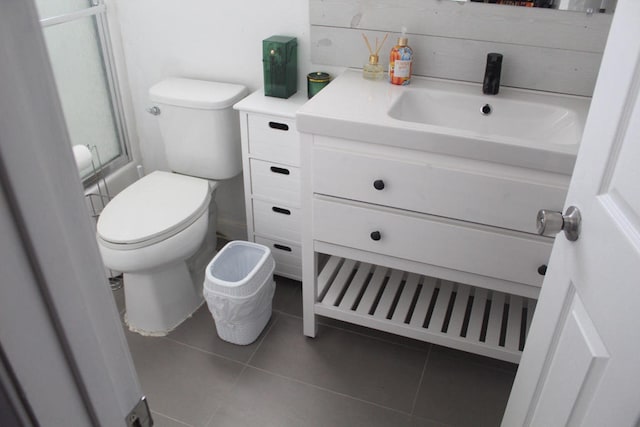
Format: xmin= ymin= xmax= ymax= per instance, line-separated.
xmin=123 ymin=260 xmax=203 ymax=336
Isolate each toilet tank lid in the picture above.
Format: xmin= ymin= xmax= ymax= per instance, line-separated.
xmin=149 ymin=78 xmax=247 ymax=110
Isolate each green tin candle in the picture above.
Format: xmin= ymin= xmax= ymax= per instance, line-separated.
xmin=307 ymin=72 xmax=331 ymax=98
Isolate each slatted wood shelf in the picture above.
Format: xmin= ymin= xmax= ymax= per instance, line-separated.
xmin=315 ymin=255 xmax=537 ymax=363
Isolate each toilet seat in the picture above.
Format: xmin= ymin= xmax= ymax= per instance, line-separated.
xmin=97 ymin=171 xmax=211 ymax=250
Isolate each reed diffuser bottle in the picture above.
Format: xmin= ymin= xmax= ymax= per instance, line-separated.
xmin=361 ymin=33 xmax=388 ymax=80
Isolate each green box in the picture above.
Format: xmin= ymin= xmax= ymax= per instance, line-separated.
xmin=263 ymin=36 xmax=297 ymax=99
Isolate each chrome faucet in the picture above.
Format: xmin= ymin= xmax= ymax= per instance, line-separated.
xmin=483 ymin=53 xmax=503 ymax=95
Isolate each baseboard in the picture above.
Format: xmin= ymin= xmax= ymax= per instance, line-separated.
xmin=217 ymin=217 xmax=248 ymax=242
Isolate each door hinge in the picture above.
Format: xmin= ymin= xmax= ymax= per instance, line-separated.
xmin=126 ymin=396 xmax=153 ymax=427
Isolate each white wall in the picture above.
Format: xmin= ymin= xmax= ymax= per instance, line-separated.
xmin=110 ymin=0 xmax=610 ymax=238
xmin=310 ymin=0 xmax=612 ymax=96
xmin=111 ymin=0 xmax=341 ymax=239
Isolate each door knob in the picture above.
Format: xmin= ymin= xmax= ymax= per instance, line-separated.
xmin=536 ymin=206 xmax=581 ymax=241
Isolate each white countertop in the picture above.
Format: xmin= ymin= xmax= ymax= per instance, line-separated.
xmin=296 ymin=69 xmax=591 ymax=175
xmin=234 ymin=89 xmax=309 ymax=119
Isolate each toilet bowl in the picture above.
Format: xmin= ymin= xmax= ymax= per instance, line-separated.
xmin=96 ymin=78 xmax=247 ymax=335
xmin=97 ymin=171 xmax=216 ymax=335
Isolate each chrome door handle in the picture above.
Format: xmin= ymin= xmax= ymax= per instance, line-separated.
xmin=536 ymin=206 xmax=581 ymax=241
xmin=146 ymin=106 xmax=161 ymax=115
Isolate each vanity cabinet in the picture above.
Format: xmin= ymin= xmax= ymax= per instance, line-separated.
xmin=234 ymin=90 xmax=308 ymax=280
xmin=300 ymin=133 xmax=569 ymax=363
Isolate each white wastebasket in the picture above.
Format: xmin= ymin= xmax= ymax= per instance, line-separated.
xmin=203 ymin=241 xmax=275 ymax=345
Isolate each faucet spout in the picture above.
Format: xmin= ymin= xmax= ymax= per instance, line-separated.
xmin=483 ymin=53 xmax=503 ymax=95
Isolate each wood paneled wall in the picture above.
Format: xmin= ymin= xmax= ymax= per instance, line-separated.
xmin=310 ymin=0 xmax=612 ymax=95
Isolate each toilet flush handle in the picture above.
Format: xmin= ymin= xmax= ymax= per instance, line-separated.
xmin=146 ymin=106 xmax=161 ymax=116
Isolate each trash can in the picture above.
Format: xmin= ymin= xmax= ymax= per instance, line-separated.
xmin=203 ymin=241 xmax=275 ymax=345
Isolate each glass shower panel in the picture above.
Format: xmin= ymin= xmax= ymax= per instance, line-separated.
xmin=42 ymin=16 xmax=122 ymax=176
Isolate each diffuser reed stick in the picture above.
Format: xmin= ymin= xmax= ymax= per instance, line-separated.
xmin=361 ymin=32 xmax=388 ymax=80
xmin=361 ymin=32 xmax=388 ymax=57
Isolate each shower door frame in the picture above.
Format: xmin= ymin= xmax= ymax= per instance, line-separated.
xmin=39 ymin=0 xmax=133 ymax=185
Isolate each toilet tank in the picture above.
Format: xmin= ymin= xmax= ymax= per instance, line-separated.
xmin=149 ymin=78 xmax=248 ymax=180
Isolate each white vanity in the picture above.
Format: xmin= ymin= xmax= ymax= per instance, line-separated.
xmin=235 ymin=90 xmax=308 ymax=281
xmin=296 ymin=69 xmax=590 ymax=363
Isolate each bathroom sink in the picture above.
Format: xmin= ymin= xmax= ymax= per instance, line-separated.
xmin=296 ymin=69 xmax=592 ymax=175
xmin=388 ymin=88 xmax=585 ymax=146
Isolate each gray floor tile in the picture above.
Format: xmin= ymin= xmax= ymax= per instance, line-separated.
xmin=207 ymin=367 xmax=413 ymax=427
xmin=413 ymin=346 xmax=515 ymax=427
xmin=126 ymin=331 xmax=244 ymax=427
xmin=151 ymin=411 xmax=193 ymax=427
xmin=166 ymin=304 xmax=276 ymax=363
xmin=249 ymin=315 xmax=427 ymax=413
xmin=318 ymin=316 xmax=432 ymax=353
xmin=410 ymin=416 xmax=454 ymax=427
xmin=272 ymin=275 xmax=303 ymax=317
xmin=430 ymin=345 xmax=518 ymax=374
xmin=112 ymin=286 xmax=125 ymax=315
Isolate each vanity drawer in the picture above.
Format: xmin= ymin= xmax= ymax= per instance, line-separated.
xmin=253 ymin=199 xmax=301 ymax=243
xmin=312 ymin=146 xmax=568 ymax=234
xmin=254 ymin=236 xmax=302 ymax=280
xmin=248 ymin=114 xmax=300 ymax=166
xmin=313 ymin=197 xmax=552 ymax=288
xmin=250 ymin=159 xmax=301 ymax=206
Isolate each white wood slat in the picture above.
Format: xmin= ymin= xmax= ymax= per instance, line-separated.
xmin=355 ymin=265 xmax=388 ymax=315
xmin=409 ymin=277 xmax=437 ymax=328
xmin=374 ymin=269 xmax=404 ymax=319
xmin=506 ymin=295 xmax=524 ymax=352
xmin=391 ymin=273 xmax=420 ymax=324
xmin=485 ymin=292 xmax=506 ymax=347
xmin=429 ymin=280 xmax=454 ymax=332
xmin=317 ymin=256 xmax=342 ymax=299
xmin=526 ymin=299 xmax=537 ymax=340
xmin=309 ymin=0 xmax=611 ymax=52
xmin=310 ymin=27 xmax=602 ymax=97
xmin=309 ymin=0 xmax=611 ymax=96
xmin=447 ymin=284 xmax=471 ymax=337
xmin=338 ymin=262 xmax=373 ymax=310
xmin=311 ymin=256 xmax=537 ymax=362
xmin=467 ymin=288 xmax=488 ymax=342
xmin=321 ymin=259 xmax=356 ymax=306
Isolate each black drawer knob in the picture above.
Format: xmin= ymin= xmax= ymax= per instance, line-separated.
xmin=537 ymin=265 xmax=548 ymax=276
xmin=373 ymin=179 xmax=385 ymax=190
xmin=370 ymin=231 xmax=382 ymax=241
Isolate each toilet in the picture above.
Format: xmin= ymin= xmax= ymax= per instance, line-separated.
xmin=96 ymin=78 xmax=247 ymax=336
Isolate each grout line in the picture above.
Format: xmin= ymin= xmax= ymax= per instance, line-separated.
xmin=150 ymin=409 xmax=194 ymax=427
xmin=246 ymin=365 xmax=414 ymax=417
xmin=273 ymin=310 xmax=431 ymax=353
xmin=410 ymin=344 xmax=432 ymax=416
xmin=161 ymin=336 xmax=247 ymax=368
xmin=318 ymin=320 xmax=431 ymax=353
xmin=201 ymin=313 xmax=281 ymax=427
xmin=245 ymin=312 xmax=280 ymax=365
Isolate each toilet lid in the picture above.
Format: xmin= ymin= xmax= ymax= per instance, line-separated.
xmin=97 ymin=171 xmax=211 ymax=246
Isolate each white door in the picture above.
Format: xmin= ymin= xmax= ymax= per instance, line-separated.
xmin=502 ymin=1 xmax=640 ymax=426
xmin=0 ymin=1 xmax=148 ymax=425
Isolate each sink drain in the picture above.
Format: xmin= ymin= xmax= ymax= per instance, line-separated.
xmin=481 ymin=104 xmax=492 ymax=115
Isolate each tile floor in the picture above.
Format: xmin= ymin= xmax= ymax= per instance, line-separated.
xmin=114 ymin=276 xmax=516 ymax=427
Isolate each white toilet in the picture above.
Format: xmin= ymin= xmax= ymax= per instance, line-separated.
xmin=97 ymin=78 xmax=247 ymax=336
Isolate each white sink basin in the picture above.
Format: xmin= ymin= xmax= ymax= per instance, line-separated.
xmin=296 ymin=69 xmax=592 ymax=175
xmin=388 ymin=89 xmax=584 ymax=146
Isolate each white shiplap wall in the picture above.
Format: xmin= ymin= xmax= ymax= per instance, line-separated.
xmin=310 ymin=0 xmax=612 ymax=96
